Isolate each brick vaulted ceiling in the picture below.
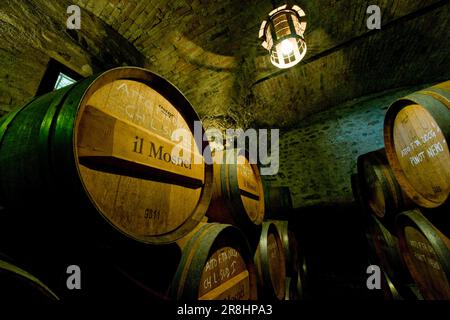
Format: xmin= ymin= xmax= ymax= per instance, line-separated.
xmin=74 ymin=0 xmax=450 ymax=129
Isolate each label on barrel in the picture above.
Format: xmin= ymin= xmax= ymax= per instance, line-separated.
xmin=198 ymin=247 xmax=250 ymax=300
xmin=75 ymin=79 xmax=205 ymax=241
xmin=404 ymin=226 xmax=450 ymax=299
xmin=393 ymin=104 xmax=450 ymax=204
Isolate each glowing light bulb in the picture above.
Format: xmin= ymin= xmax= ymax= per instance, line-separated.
xmin=280 ymin=39 xmax=294 ymax=55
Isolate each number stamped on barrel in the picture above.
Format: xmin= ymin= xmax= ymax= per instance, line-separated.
xmin=144 ymin=208 xmax=161 ymax=220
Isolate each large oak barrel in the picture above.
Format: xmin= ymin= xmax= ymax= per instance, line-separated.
xmin=357 ymin=149 xmax=413 ymax=220
xmin=264 ymin=186 xmax=293 ymax=219
xmin=384 ymin=81 xmax=450 ymax=208
xmin=254 ymin=221 xmax=286 ymax=300
xmin=366 ymin=215 xmax=410 ymax=284
xmin=396 ymin=210 xmax=450 ymax=300
xmin=170 ymin=223 xmax=258 ymax=300
xmin=0 ymin=256 xmax=59 ymax=301
xmin=0 ymin=67 xmax=212 ymax=245
xmin=206 ymin=149 xmax=265 ymax=231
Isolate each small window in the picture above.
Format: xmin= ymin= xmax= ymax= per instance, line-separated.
xmin=36 ymin=59 xmax=83 ymax=96
xmin=54 ymin=72 xmax=77 ymax=90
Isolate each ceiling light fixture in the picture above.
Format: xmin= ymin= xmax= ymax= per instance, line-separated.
xmin=259 ymin=4 xmax=307 ymax=69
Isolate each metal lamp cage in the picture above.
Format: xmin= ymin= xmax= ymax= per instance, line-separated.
xmin=259 ymin=4 xmax=307 ymax=69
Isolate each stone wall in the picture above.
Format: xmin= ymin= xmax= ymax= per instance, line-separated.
xmin=264 ymin=84 xmax=433 ymax=208
xmin=0 ymin=0 xmax=144 ymax=117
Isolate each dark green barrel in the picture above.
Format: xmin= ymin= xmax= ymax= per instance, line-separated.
xmin=0 ymin=66 xmax=212 ymax=245
xmin=0 ymin=67 xmax=213 ymax=300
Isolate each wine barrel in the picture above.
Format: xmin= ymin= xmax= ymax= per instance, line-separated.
xmin=357 ymin=149 xmax=413 ymax=219
xmin=170 ymin=223 xmax=258 ymax=300
xmin=366 ymin=257 xmax=422 ymax=301
xmin=0 ymin=67 xmax=212 ymax=245
xmin=0 ymin=258 xmax=59 ymax=301
xmin=254 ymin=222 xmax=286 ymax=300
xmin=396 ymin=210 xmax=450 ymax=299
xmin=384 ymin=81 xmax=450 ymax=208
xmin=270 ymin=220 xmax=300 ymax=275
xmin=366 ymin=215 xmax=410 ymax=284
xmin=264 ymin=186 xmax=293 ymax=219
xmin=206 ymin=149 xmax=265 ymax=231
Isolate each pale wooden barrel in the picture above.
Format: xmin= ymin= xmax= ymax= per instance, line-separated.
xmin=357 ymin=148 xmax=413 ymax=219
xmin=206 ymin=148 xmax=265 ymax=231
xmin=270 ymin=220 xmax=301 ymax=276
xmin=384 ymin=81 xmax=450 ymax=208
xmin=170 ymin=223 xmax=258 ymax=300
xmin=0 ymin=67 xmax=212 ymax=245
xmin=254 ymin=221 xmax=286 ymax=300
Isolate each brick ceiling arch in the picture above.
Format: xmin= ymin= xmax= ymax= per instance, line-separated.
xmin=75 ymin=0 xmax=450 ymax=129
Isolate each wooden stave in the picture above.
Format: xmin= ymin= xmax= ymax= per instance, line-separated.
xmin=254 ymin=221 xmax=286 ymax=300
xmin=384 ymin=82 xmax=450 ymax=209
xmin=396 ymin=210 xmax=450 ymax=300
xmin=0 ymin=67 xmax=213 ymax=245
xmin=356 ymin=149 xmax=413 ymax=220
xmin=170 ymin=223 xmax=258 ymax=300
